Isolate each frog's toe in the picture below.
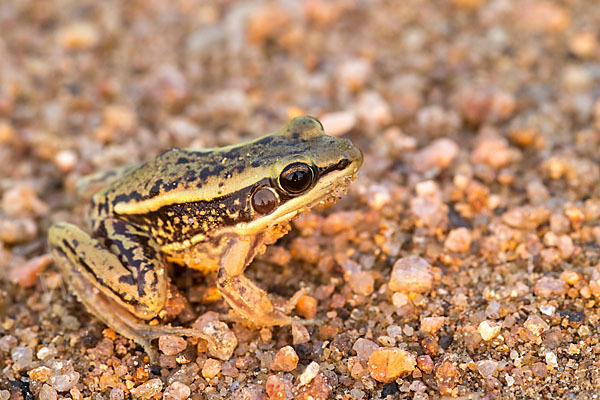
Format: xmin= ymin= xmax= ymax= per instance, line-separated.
xmin=227 ymin=309 xmax=297 ymax=327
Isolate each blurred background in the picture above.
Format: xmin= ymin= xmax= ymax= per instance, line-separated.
xmin=2 ymin=0 xmax=600 ymax=398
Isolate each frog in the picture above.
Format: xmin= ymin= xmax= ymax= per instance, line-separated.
xmin=48 ymin=116 xmax=363 ymax=362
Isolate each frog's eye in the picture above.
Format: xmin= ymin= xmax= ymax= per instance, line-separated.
xmin=252 ymin=187 xmax=278 ymax=214
xmin=279 ymin=162 xmax=315 ymax=194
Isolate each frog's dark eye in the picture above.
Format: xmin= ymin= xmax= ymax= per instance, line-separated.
xmin=252 ymin=187 xmax=278 ymax=214
xmin=279 ymin=162 xmax=315 ymax=194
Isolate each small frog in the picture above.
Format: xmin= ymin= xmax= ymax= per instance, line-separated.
xmin=48 ymin=116 xmax=362 ymax=361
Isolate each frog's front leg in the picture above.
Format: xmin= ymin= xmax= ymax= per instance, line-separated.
xmin=216 ymin=236 xmax=305 ymax=326
xmin=48 ymin=219 xmax=206 ymax=362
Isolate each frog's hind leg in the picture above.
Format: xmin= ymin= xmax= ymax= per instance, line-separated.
xmin=48 ymin=220 xmax=207 ymax=363
xmin=50 ymin=220 xmax=168 ymax=320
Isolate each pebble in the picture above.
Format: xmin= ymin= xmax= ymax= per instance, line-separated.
xmin=293 ymin=371 xmax=332 ymax=400
xmin=410 ymin=192 xmax=448 ymax=228
xmin=299 ymin=361 xmax=321 ymax=386
xmin=477 ymin=360 xmax=499 ymax=378
xmin=347 ymin=271 xmax=374 ymax=296
xmin=202 ymin=358 xmax=222 ymax=380
xmin=516 ymin=1 xmax=570 ymax=33
xmin=545 ymin=351 xmax=558 ymax=369
xmin=0 ymin=216 xmax=37 ymax=244
xmin=130 ymin=378 xmax=163 ymax=399
xmin=295 ymin=295 xmax=318 ymax=319
xmin=290 ymin=237 xmax=321 ymax=264
xmin=319 ymin=111 xmax=357 ymax=137
xmin=502 ymin=206 xmax=550 ymax=230
xmin=455 ymin=87 xmax=516 ymax=125
xmin=159 ymin=335 xmax=188 ymax=355
xmin=510 ymin=281 xmax=530 ymax=297
xmin=221 ymin=361 xmax=239 ymax=377
xmin=262 ymin=246 xmax=292 ymax=267
xmin=508 ymin=128 xmax=539 ymax=148
xmin=444 ymin=228 xmax=472 ymax=252
xmin=192 ymin=312 xmax=238 ymax=360
xmin=355 ymin=91 xmax=392 ymax=130
xmin=540 ymin=305 xmax=556 ymax=316
xmin=435 ymin=355 xmax=460 ymax=396
xmin=415 ymin=105 xmax=460 ymax=137
xmin=39 ymin=384 xmax=58 ymax=400
xmin=392 ymin=292 xmax=409 ymax=307
xmin=420 ymin=317 xmax=447 ymax=333
xmin=524 ymin=315 xmax=550 ymax=337
xmin=353 ymin=338 xmax=379 ymax=362
xmin=11 ymin=346 xmax=33 ymax=369
xmin=532 ymin=362 xmax=548 ymax=378
xmin=409 ymin=380 xmax=428 ymax=392
xmin=478 ymin=321 xmax=501 ymax=341
xmin=0 ymin=335 xmax=17 ymax=352
xmin=416 ymin=355 xmax=434 ymax=374
xmin=339 ymin=58 xmax=372 ymax=91
xmin=49 ymin=371 xmax=80 ymax=392
xmin=54 ymin=150 xmax=78 ymax=172
xmin=292 ymin=323 xmax=310 ymax=345
xmin=365 ymin=184 xmax=393 ymax=210
xmin=367 ymin=348 xmax=416 ymax=383
xmin=2 ymin=184 xmax=50 ymax=217
xmin=389 ymin=256 xmax=434 ymax=293
xmin=37 ymin=346 xmax=57 ymax=361
xmin=533 ymin=277 xmax=568 ymax=297
xmin=270 ymin=346 xmax=299 ymax=372
xmin=569 ymin=32 xmax=598 ymax=59
xmin=103 ymin=104 xmax=137 ymax=132
xmin=145 ymin=65 xmax=188 ymax=105
xmin=413 ymin=138 xmax=459 ymax=172
xmin=472 ymin=134 xmax=513 ymax=169
xmin=9 ymin=254 xmax=52 ymax=288
xmin=560 ymin=270 xmax=581 ymax=285
xmin=29 ymin=366 xmax=53 ymax=382
xmin=56 ymin=21 xmax=100 ymax=50
xmin=265 ymin=375 xmax=290 ymax=400
xmin=0 ymin=122 xmax=15 ymax=144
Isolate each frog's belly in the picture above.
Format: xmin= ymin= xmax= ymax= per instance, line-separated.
xmin=162 ymin=240 xmax=227 ymax=273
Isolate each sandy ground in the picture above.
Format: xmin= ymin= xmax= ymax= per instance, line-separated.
xmin=1 ymin=0 xmax=600 ymax=399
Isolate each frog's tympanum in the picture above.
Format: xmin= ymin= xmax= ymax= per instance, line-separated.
xmin=49 ymin=116 xmax=363 ymax=361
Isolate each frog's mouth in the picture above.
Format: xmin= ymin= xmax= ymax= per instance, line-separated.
xmin=231 ymin=157 xmax=362 ymax=237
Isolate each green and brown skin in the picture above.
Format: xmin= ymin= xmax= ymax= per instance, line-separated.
xmin=48 ymin=116 xmax=363 ymax=362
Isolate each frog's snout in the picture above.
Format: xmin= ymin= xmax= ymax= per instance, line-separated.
xmin=341 ymin=138 xmax=364 ymax=173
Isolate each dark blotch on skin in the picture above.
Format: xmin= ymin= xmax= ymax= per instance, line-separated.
xmin=183 ymin=169 xmax=196 ymax=181
xmin=118 ymin=274 xmax=136 ymax=286
xmin=149 ymin=179 xmax=164 ymax=197
xmin=113 ymin=191 xmax=144 ymax=204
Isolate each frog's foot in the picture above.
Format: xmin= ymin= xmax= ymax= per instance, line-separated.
xmin=217 ymin=272 xmax=299 ymax=327
xmin=73 ymin=274 xmax=208 ymax=364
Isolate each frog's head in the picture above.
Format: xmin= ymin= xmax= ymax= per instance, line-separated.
xmin=108 ymin=116 xmax=362 ymax=243
xmin=234 ymin=116 xmax=363 ymax=236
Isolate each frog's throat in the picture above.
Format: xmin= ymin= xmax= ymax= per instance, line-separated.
xmin=230 ymin=166 xmax=359 ymax=237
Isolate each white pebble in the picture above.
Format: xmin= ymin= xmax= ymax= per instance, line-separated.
xmin=299 ymin=361 xmax=320 ymax=385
